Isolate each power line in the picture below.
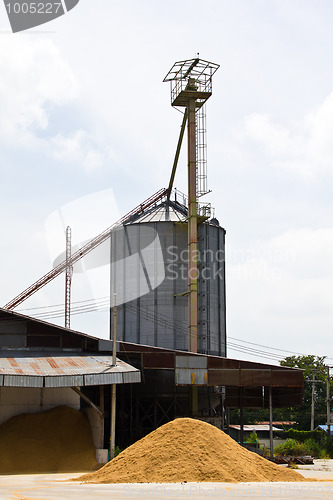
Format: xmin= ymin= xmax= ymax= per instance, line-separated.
xmin=16 ymin=298 xmax=333 ymax=363
xmin=228 ymin=336 xmax=315 ymax=359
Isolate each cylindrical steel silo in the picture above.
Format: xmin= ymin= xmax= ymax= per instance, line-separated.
xmin=110 ymin=199 xmax=226 ymax=357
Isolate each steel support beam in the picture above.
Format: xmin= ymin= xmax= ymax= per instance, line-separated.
xmin=5 ymin=188 xmax=168 ymax=310
xmin=167 ymin=110 xmax=188 ymax=199
xmin=187 ymin=97 xmax=198 ymax=354
xmin=71 ymin=386 xmax=103 ymax=417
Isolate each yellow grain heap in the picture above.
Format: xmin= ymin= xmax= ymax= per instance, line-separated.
xmin=0 ymin=406 xmax=97 ymax=474
xmin=79 ymin=417 xmax=306 ymax=483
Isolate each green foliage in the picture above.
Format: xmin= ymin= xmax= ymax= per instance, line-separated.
xmin=246 ymin=432 xmax=259 ymax=445
xmin=279 ymin=355 xmax=332 ymax=430
xmin=275 ymin=429 xmax=323 ymax=442
xmin=303 ymin=439 xmax=321 ymax=457
xmin=114 ymin=445 xmax=123 ymax=457
xmin=318 ymin=435 xmax=333 ymax=458
xmin=229 ymin=408 xmax=269 ymax=425
xmin=274 ymin=435 xmax=333 ymax=458
xmin=274 ymin=439 xmax=307 ymax=456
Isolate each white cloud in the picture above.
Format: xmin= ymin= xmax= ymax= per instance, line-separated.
xmin=243 ymin=113 xmax=292 ymax=156
xmin=51 ymin=130 xmax=106 ymax=172
xmin=307 ymin=92 xmax=333 ymax=169
xmin=227 ymin=227 xmax=333 ymax=357
xmin=242 ymin=91 xmax=333 ymax=178
xmin=0 ymin=37 xmax=110 ymax=173
xmin=0 ymin=37 xmax=78 ymax=145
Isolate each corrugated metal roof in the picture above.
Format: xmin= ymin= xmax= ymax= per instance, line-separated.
xmin=229 ymin=424 xmax=282 ymax=432
xmin=0 ymin=351 xmax=141 ymax=388
xmin=128 ymin=201 xmax=187 ymax=223
xmin=317 ymin=425 xmax=333 ymax=436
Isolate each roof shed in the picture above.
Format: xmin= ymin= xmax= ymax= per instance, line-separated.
xmin=0 ymin=307 xmax=140 ymax=388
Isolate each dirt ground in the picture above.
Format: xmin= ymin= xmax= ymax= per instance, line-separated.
xmin=1 ymin=459 xmax=333 ymax=500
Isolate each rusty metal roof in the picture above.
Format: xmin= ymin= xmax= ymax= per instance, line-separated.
xmin=229 ymin=424 xmax=282 ymax=432
xmin=0 ymin=351 xmax=141 ymax=388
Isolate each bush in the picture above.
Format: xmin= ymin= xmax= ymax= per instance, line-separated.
xmin=274 ymin=437 xmax=333 ymax=458
xmin=274 ymin=439 xmax=307 ymax=456
xmin=275 ymin=429 xmax=323 ymax=442
xmin=274 ymin=428 xmax=333 ymax=458
xmin=303 ymin=439 xmax=321 ymax=458
xmin=246 ymin=432 xmax=259 ymax=445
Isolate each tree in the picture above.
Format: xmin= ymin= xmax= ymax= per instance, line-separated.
xmin=280 ymin=355 xmax=332 ymax=430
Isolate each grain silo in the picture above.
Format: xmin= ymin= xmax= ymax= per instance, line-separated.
xmin=1 ymin=58 xmax=305 ymax=456
xmin=110 ymin=194 xmax=226 ymax=356
xmin=109 ymin=58 xmax=225 ymax=357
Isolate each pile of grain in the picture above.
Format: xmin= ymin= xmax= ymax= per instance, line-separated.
xmin=0 ymin=406 xmax=97 ymax=474
xmin=79 ymin=418 xmax=306 ymax=483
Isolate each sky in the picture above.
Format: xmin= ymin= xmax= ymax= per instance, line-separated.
xmin=0 ymin=0 xmax=333 ymax=366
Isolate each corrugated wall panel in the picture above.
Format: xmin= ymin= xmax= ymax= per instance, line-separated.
xmin=45 ymin=375 xmax=84 ymax=388
xmin=4 ymin=375 xmax=43 ymax=388
xmin=208 ymin=368 xmax=240 ymax=386
xmin=175 ymin=368 xmax=208 ymax=385
xmin=122 ymin=371 xmax=141 ymax=384
xmin=176 ymin=355 xmax=207 ymax=369
xmin=84 ymin=372 xmax=123 ymax=386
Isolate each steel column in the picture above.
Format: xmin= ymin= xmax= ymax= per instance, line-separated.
xmin=187 ymin=97 xmax=198 ymax=353
xmin=167 ymin=109 xmax=188 ymax=199
xmin=110 ymin=294 xmax=117 ymax=459
xmin=239 ymin=387 xmax=244 ymax=445
xmin=269 ymin=386 xmax=273 ymax=458
xmin=327 ymin=366 xmax=331 ymax=437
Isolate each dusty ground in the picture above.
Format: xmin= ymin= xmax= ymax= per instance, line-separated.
xmin=1 ymin=460 xmax=333 ymax=500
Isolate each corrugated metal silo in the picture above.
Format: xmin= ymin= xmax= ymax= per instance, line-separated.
xmin=110 ymin=198 xmax=226 ymax=357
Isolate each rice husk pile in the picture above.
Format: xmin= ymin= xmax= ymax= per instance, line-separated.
xmin=78 ymin=417 xmax=306 ymax=483
xmin=0 ymin=406 xmax=97 ymax=474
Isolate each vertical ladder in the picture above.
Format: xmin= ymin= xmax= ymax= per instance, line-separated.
xmin=196 ymin=105 xmax=209 ymax=198
xmin=198 ymin=224 xmax=210 ymax=353
xmin=65 ymin=226 xmax=72 ymax=329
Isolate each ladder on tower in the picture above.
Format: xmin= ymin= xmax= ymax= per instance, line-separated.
xmin=196 ymin=105 xmax=210 ymax=198
xmin=65 ymin=226 xmax=72 ymax=329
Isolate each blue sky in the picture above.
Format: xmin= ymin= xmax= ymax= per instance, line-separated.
xmin=0 ymin=0 xmax=333 ymax=364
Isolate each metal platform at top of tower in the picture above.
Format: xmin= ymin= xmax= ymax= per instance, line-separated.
xmin=163 ymin=57 xmax=219 ymax=356
xmin=163 ymin=57 xmax=219 ymax=108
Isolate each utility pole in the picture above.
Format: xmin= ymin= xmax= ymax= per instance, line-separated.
xmin=110 ymin=293 xmax=117 ymax=460
xmin=311 ymin=370 xmax=316 ymax=431
xmin=310 ymin=369 xmax=325 ymax=431
xmin=327 ymin=366 xmax=331 ymax=437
